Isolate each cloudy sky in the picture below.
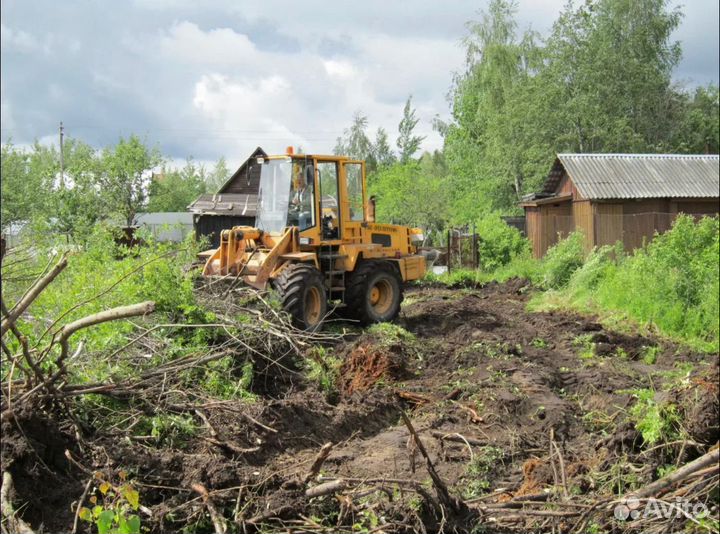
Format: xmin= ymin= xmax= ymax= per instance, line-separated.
xmin=2 ymin=0 xmax=718 ymax=169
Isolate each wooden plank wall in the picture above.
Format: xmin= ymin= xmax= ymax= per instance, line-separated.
xmin=525 ymin=208 xmax=542 ymax=258
xmin=677 ymin=199 xmax=720 ymax=216
xmin=221 ymin=163 xmax=262 ymax=195
xmin=572 ymin=200 xmax=593 ymax=250
xmin=539 ymin=203 xmax=573 ymax=256
xmin=593 ymin=203 xmax=623 ymax=246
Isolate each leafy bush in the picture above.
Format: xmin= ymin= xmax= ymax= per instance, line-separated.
xmin=1 ymin=224 xmax=207 ymax=384
xmin=476 ymin=213 xmax=531 ymax=271
xmin=627 ymin=388 xmax=681 ymax=445
xmin=541 ymin=231 xmax=586 ymax=289
xmin=567 ymin=243 xmax=621 ymax=293
xmin=79 ymin=473 xmax=141 ymax=534
xmin=592 ymin=215 xmax=719 ymax=349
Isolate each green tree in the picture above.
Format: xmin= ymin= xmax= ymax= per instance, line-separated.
xmin=371 ymin=127 xmax=396 ymax=169
xmin=206 ymin=156 xmax=231 ymax=193
xmin=444 ymin=0 xmax=707 ymax=221
xmin=396 ymin=95 xmax=425 ymax=163
xmin=101 ymin=135 xmax=162 ymax=226
xmin=147 ymin=159 xmax=207 ymax=212
xmin=445 ymin=0 xmax=541 ymax=219
xmin=334 ymin=112 xmax=372 ymax=159
xmin=1 ymin=139 xmax=105 ymax=240
xmin=1 ymin=142 xmax=37 ymax=231
xmin=542 ymin=0 xmax=682 ymax=152
xmin=672 ymin=85 xmax=720 ymax=153
xmin=369 ymin=151 xmax=450 ymax=240
xmin=52 ymin=138 xmax=106 ymax=238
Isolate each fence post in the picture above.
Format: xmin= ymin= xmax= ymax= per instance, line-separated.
xmin=447 ymin=229 xmax=451 ymax=274
xmin=471 ymin=223 xmax=477 ymax=270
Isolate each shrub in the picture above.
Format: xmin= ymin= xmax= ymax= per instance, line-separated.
xmin=541 ymin=231 xmax=586 ymax=289
xmin=593 ymin=215 xmax=719 ymax=349
xmin=476 ymin=213 xmax=531 ymax=271
xmin=627 ymin=388 xmax=681 ymax=445
xmin=567 ymin=243 xmax=621 ymax=293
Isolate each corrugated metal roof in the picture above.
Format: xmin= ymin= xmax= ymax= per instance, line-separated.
xmin=188 ymin=194 xmax=258 ymax=216
xmin=556 ymin=154 xmax=719 ymax=199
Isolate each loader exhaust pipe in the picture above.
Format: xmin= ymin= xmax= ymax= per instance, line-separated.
xmin=368 ymin=195 xmax=376 ymax=223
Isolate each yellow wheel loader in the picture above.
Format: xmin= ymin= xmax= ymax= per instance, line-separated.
xmin=201 ymin=149 xmax=426 ymax=330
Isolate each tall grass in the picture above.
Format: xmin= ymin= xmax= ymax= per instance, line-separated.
xmin=581 ymin=215 xmax=718 ymax=349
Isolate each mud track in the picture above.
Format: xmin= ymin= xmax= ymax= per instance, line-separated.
xmin=2 ymin=280 xmax=718 ymax=532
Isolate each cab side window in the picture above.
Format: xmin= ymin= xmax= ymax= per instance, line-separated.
xmin=345 ymin=163 xmax=364 ymax=222
xmin=318 ymin=161 xmax=340 ymax=239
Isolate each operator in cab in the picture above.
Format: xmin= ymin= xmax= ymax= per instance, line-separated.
xmin=289 ymin=161 xmax=314 ymax=230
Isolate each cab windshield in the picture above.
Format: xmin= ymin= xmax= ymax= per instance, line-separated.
xmin=257 ymin=158 xmax=315 ymax=233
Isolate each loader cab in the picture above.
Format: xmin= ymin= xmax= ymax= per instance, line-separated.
xmin=255 ymin=154 xmax=366 ymax=244
xmin=256 ymin=156 xmax=316 ymax=233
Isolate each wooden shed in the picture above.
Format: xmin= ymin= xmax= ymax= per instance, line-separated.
xmin=188 ymin=147 xmax=266 ymax=248
xmin=521 ymin=154 xmax=720 ymax=258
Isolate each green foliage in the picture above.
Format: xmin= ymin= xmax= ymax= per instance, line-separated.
xmin=145 ymin=413 xmax=197 ymax=447
xmin=78 ymin=474 xmax=141 ymax=534
xmin=147 ymin=158 xmax=207 ymax=212
xmin=204 ymin=156 xmax=231 ymax=193
xmin=1 ymin=226 xmax=204 ymax=382
xmin=627 ymin=388 xmax=681 ymax=445
xmin=368 ymin=153 xmax=450 ymax=238
xmin=641 ymin=345 xmax=661 ymax=365
xmin=101 ymin=135 xmax=163 ymax=227
xmin=476 ymin=213 xmax=530 ymax=271
xmin=590 ymin=215 xmax=718 ymax=349
xmin=566 ymin=244 xmax=621 ymax=292
xmin=334 ymin=112 xmax=373 ymax=164
xmin=460 ymin=446 xmax=504 ymax=499
xmin=422 ymin=268 xmax=487 ymax=288
xmin=572 ymin=334 xmax=597 ymax=360
xmin=1 ymin=134 xmax=173 ymax=241
xmin=541 ymin=231 xmax=586 ymax=289
xmin=195 ymin=357 xmax=256 ymax=400
xmin=444 ymin=0 xmax=717 ymax=216
xmin=531 ymin=216 xmax=719 ymax=350
xmin=371 ymin=127 xmax=396 ymax=169
xmin=1 ymin=141 xmax=41 ymax=230
xmin=396 ymin=95 xmax=425 ymax=164
xmin=304 ymin=346 xmax=342 ymax=397
xmin=367 ymin=322 xmax=416 ymax=345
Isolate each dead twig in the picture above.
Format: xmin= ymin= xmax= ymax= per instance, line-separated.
xmin=303 ymin=442 xmax=334 ymax=484
xmin=191 ymin=483 xmax=227 ymax=534
xmin=400 ymin=411 xmax=466 ymax=515
xmin=1 ymin=471 xmax=35 ymax=534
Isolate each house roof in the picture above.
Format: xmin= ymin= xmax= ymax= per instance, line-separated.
xmin=218 ymin=147 xmax=267 ymax=194
xmin=542 ymin=153 xmax=719 ymax=200
xmin=188 ymin=193 xmax=258 ymax=217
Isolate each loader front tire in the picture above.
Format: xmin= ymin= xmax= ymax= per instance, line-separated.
xmin=274 ymin=263 xmax=327 ymax=331
xmin=344 ymin=260 xmax=403 ymax=325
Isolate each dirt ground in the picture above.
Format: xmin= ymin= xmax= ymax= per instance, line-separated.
xmin=2 ymin=280 xmax=718 ymax=533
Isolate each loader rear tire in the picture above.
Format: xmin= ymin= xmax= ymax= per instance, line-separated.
xmin=274 ymin=263 xmax=327 ymax=331
xmin=344 ymin=260 xmax=403 ymax=325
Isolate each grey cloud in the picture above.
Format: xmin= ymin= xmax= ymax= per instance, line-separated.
xmin=1 ymin=0 xmax=717 ymax=166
